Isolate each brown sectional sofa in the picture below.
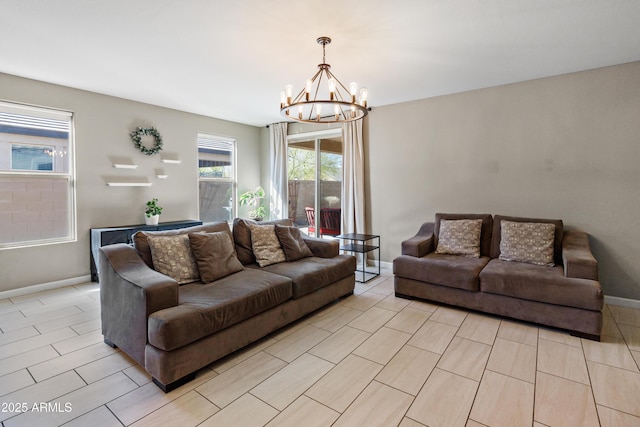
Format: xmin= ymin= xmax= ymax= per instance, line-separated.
xmin=393 ymin=213 xmax=603 ymax=340
xmin=99 ymin=219 xmax=356 ymax=392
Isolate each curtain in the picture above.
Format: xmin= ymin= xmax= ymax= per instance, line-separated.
xmin=342 ymin=119 xmax=365 ymax=234
xmin=269 ymin=122 xmax=288 ymax=220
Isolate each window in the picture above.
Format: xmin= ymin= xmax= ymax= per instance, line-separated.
xmin=197 ymin=133 xmax=235 ymax=222
xmin=0 ymin=101 xmax=75 ymax=249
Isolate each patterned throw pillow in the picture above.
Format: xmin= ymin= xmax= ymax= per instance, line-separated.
xmin=188 ymin=232 xmax=244 ymax=283
xmin=435 ymin=219 xmax=483 ymax=258
xmin=147 ymin=234 xmax=199 ymax=284
xmin=248 ymin=223 xmax=287 ymax=267
xmin=499 ymin=220 xmax=555 ymax=266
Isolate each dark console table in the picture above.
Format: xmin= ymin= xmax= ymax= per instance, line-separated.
xmin=90 ymin=220 xmax=202 ymax=281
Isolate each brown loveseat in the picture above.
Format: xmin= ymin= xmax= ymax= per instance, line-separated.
xmin=393 ymin=213 xmax=603 ymax=340
xmin=99 ymin=219 xmax=356 ymax=392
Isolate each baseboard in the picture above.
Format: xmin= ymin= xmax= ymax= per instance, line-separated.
xmin=366 ymin=260 xmax=393 ymax=270
xmin=604 ymin=295 xmax=640 ymax=309
xmin=0 ymin=275 xmax=92 ymax=300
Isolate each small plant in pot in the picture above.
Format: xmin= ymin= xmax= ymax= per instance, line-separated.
xmin=145 ymin=198 xmax=163 ymax=225
xmin=239 ymin=186 xmax=266 ymax=221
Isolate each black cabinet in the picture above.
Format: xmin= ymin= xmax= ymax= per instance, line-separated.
xmin=90 ymin=220 xmax=202 ymax=281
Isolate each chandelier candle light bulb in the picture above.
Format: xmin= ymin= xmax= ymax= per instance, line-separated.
xmin=280 ymin=36 xmax=369 ymax=123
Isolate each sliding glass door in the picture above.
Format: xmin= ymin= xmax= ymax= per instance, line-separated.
xmin=287 ymin=130 xmax=343 ymax=238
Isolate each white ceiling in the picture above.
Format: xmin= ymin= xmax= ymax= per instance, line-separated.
xmin=2 ymin=0 xmax=640 ymax=127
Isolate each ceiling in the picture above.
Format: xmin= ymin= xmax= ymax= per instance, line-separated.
xmin=2 ymin=0 xmax=640 ymax=127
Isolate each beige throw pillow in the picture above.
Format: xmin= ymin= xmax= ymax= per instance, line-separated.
xmin=147 ymin=234 xmax=199 ymax=284
xmin=499 ymin=220 xmax=555 ymax=266
xmin=188 ymin=232 xmax=244 ymax=283
xmin=435 ymin=219 xmax=483 ymax=258
xmin=249 ymin=223 xmax=287 ymax=267
xmin=274 ymin=224 xmax=314 ymax=261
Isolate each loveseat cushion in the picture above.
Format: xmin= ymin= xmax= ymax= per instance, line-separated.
xmin=393 ymin=253 xmax=491 ymax=292
xmin=435 ymin=213 xmax=493 ymax=257
xmin=249 ymin=255 xmax=356 ymax=299
xmin=499 ymin=220 xmax=556 ymax=266
xmin=491 ymin=215 xmax=563 ymax=265
xmin=479 ymin=259 xmax=603 ymax=311
xmin=147 ymin=269 xmax=292 ymax=351
xmin=435 ymin=219 xmax=483 ymax=258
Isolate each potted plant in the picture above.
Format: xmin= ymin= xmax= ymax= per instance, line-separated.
xmin=239 ymin=186 xmax=266 ymax=220
xmin=145 ymin=198 xmax=163 ymax=225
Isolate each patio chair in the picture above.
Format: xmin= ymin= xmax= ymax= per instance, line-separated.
xmin=304 ymin=207 xmax=341 ymax=237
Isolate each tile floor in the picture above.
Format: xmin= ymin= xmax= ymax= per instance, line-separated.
xmin=1 ymin=269 xmax=640 ymax=426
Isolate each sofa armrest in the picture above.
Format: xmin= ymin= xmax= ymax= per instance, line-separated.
xmin=562 ymin=230 xmax=599 ymax=281
xmin=302 ymin=236 xmax=340 ymax=258
xmin=99 ymin=243 xmax=179 ymax=366
xmin=401 ymin=222 xmax=435 ymax=257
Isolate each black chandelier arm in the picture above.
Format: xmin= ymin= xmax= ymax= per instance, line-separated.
xmin=280 ymin=36 xmax=368 ymax=123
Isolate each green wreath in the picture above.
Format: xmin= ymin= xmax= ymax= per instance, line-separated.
xmin=130 ymin=127 xmax=163 ymax=156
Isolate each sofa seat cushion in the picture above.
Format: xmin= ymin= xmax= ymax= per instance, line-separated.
xmin=393 ymin=254 xmax=491 ymax=292
xmin=479 ymin=259 xmax=603 ymax=311
xmin=249 ymin=255 xmax=356 ymax=299
xmin=147 ymin=269 xmax=292 ymax=351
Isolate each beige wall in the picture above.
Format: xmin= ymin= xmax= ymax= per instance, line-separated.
xmin=367 ymin=61 xmax=640 ymax=299
xmin=0 ymin=73 xmax=262 ymax=292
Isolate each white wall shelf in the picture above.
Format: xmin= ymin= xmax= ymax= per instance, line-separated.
xmin=112 ymin=163 xmax=138 ymax=169
xmin=106 ymin=181 xmax=152 ymax=187
xmin=161 ymin=158 xmax=181 ymax=164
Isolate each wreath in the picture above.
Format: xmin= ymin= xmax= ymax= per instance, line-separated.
xmin=130 ymin=127 xmax=163 ymax=156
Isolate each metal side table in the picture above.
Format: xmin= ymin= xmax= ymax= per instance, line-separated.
xmin=337 ymin=233 xmax=380 ymax=283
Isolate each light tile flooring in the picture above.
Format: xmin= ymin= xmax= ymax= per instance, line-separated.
xmin=2 ymin=269 xmax=640 ymax=426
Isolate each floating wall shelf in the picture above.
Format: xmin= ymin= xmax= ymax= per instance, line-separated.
xmin=106 ymin=181 xmax=152 ymax=187
xmin=104 ymin=176 xmax=152 ymax=187
xmin=112 ymin=163 xmax=138 ymax=169
xmin=161 ymin=158 xmax=181 ymax=164
xmin=161 ymin=153 xmax=181 ymax=164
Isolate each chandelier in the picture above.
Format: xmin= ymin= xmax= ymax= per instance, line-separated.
xmin=280 ymin=36 xmax=368 ymax=123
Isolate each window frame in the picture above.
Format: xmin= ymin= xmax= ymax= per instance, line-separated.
xmin=0 ymin=100 xmax=76 ymax=250
xmin=197 ymin=133 xmax=237 ymax=223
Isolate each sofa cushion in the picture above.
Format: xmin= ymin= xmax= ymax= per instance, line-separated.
xmin=435 ymin=219 xmax=483 ymax=258
xmin=435 ymin=213 xmax=493 ymax=257
xmin=479 ymin=259 xmax=603 ymax=311
xmin=147 ymin=269 xmax=292 ymax=351
xmin=233 ymin=218 xmax=292 ymax=265
xmin=499 ymin=220 xmax=556 ymax=266
xmin=491 ymin=215 xmax=563 ymax=265
xmin=393 ymin=253 xmax=491 ymax=292
xmin=188 ymin=231 xmax=244 ymax=283
xmin=147 ymin=234 xmax=199 ymax=284
xmin=249 ymin=223 xmax=287 ymax=267
xmin=134 ymin=222 xmax=233 ymax=269
xmin=275 ymin=224 xmax=314 ymax=261
xmin=249 ymin=254 xmax=356 ymax=298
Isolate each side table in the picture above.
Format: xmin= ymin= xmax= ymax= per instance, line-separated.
xmin=336 ymin=233 xmax=380 ymax=283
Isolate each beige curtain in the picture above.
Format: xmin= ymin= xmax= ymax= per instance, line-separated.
xmin=269 ymin=122 xmax=288 ymax=220
xmin=342 ymin=119 xmax=365 ymax=234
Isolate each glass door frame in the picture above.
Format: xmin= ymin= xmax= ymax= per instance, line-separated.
xmin=287 ymin=128 xmax=343 ymax=237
